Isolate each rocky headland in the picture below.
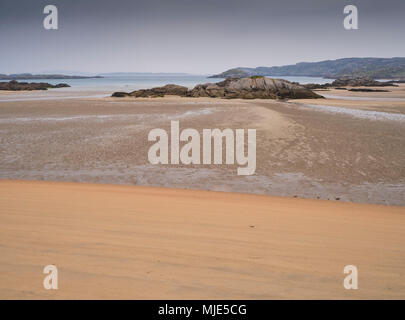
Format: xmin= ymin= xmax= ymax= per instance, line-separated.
xmin=210 ymin=57 xmax=405 ymax=79
xmin=0 ymin=80 xmax=70 ymax=91
xmin=112 ymin=77 xmax=323 ymax=99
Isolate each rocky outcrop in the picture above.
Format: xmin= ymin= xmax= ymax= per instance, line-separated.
xmin=111 ymin=91 xmax=130 ymax=97
xmin=127 ymin=84 xmax=189 ymax=98
xmin=332 ymin=77 xmax=396 ymax=87
xmin=304 ymin=77 xmax=398 ymax=90
xmin=188 ymin=77 xmax=322 ymax=99
xmin=348 ymin=88 xmax=389 ymax=92
xmin=112 ymin=77 xmax=323 ymax=100
xmin=0 ymin=80 xmax=70 ymax=91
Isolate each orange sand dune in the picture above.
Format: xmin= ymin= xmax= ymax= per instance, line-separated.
xmin=0 ymin=180 xmax=404 ymax=299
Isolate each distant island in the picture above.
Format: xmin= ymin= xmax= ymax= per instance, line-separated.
xmin=0 ymin=80 xmax=70 ymax=91
xmin=99 ymin=72 xmax=191 ymax=76
xmin=0 ymin=73 xmax=103 ymax=80
xmin=210 ymin=57 xmax=405 ymax=80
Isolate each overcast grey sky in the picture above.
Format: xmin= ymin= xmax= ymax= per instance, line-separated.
xmin=0 ymin=0 xmax=404 ymax=74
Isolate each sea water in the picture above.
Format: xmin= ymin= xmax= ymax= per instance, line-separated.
xmin=8 ymin=74 xmax=222 ymax=92
xmin=0 ymin=74 xmax=333 ymax=101
xmin=6 ymin=74 xmax=333 ymax=91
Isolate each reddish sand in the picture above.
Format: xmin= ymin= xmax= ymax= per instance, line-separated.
xmin=0 ymin=180 xmax=404 ymax=299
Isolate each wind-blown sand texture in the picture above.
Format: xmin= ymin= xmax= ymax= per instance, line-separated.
xmin=0 ymin=180 xmax=404 ymax=299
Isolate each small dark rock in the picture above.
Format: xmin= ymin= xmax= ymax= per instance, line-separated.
xmin=111 ymin=91 xmax=130 ymax=97
xmin=348 ymin=88 xmax=389 ymax=92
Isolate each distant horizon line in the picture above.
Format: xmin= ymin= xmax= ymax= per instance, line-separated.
xmin=2 ymin=72 xmax=212 ymax=76
xmin=3 ymin=56 xmax=405 ymax=77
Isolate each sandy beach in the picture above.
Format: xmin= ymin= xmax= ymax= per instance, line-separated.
xmin=0 ymin=84 xmax=404 ymax=299
xmin=2 ymin=0 xmax=405 ymax=304
xmin=0 ymin=180 xmax=404 ymax=299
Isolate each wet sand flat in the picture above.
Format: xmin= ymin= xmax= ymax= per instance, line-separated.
xmin=295 ymin=98 xmax=405 ymax=114
xmin=0 ymin=94 xmax=404 ymax=205
xmin=316 ymin=83 xmax=405 ymax=99
xmin=0 ymin=180 xmax=404 ymax=299
xmin=297 ymin=84 xmax=405 ymax=114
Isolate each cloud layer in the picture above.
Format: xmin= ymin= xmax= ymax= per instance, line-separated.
xmin=1 ymin=0 xmax=404 ymax=74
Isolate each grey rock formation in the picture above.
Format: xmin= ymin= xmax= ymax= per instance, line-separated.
xmin=188 ymin=77 xmax=322 ymax=99
xmin=128 ymin=84 xmax=189 ymax=98
xmin=112 ymin=77 xmax=323 ymax=100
